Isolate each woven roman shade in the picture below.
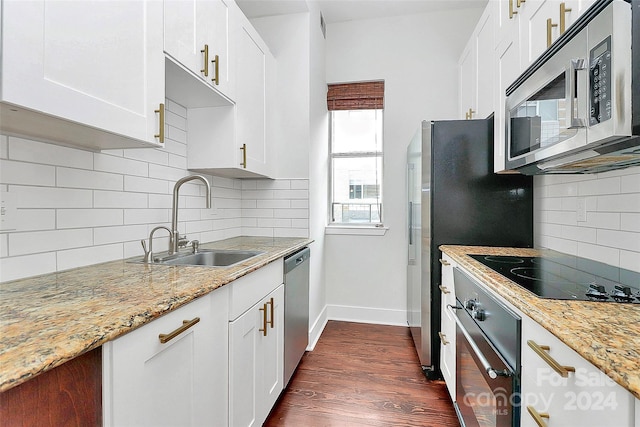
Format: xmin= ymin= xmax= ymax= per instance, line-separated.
xmin=327 ymin=81 xmax=384 ymax=111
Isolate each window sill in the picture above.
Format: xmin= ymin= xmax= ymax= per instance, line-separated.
xmin=325 ymin=225 xmax=388 ymax=236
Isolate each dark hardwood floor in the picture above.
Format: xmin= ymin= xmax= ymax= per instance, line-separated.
xmin=265 ymin=321 xmax=460 ymax=427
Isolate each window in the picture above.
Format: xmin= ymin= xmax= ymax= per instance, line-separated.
xmin=327 ymin=81 xmax=384 ymax=225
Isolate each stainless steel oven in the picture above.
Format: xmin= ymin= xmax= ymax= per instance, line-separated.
xmin=451 ymin=268 xmax=521 ymax=427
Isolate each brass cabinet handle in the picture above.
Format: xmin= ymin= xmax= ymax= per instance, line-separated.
xmin=468 ymin=108 xmax=475 ymax=119
xmin=465 ymin=111 xmax=469 ymax=120
xmin=438 ymin=285 xmax=451 ymax=294
xmin=560 ymin=2 xmax=572 ymax=34
xmin=201 ymin=44 xmax=209 ymax=77
xmin=439 ymin=259 xmax=450 ymax=266
xmin=517 ymin=0 xmax=525 ymax=7
xmin=527 ymin=340 xmax=575 ymax=377
xmin=259 ymin=303 xmax=268 ymax=336
xmin=509 ymin=0 xmax=518 ymax=19
xmin=159 ymin=317 xmax=200 ymax=343
xmin=154 ymin=103 xmax=165 ymax=143
xmin=438 ymin=332 xmax=450 ymax=346
xmin=240 ymin=143 xmax=247 ymax=168
xmin=547 ymin=18 xmax=558 ymax=48
xmin=267 ymin=297 xmax=274 ymax=329
xmin=527 ymin=405 xmax=550 ymax=427
xmin=211 ymin=54 xmax=220 ymax=85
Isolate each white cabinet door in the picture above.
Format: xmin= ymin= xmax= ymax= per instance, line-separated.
xmin=475 ymin=9 xmax=496 ymax=119
xmin=520 ymin=314 xmax=634 ymax=427
xmin=103 ymin=288 xmax=229 ymax=427
xmin=164 ymin=0 xmax=234 ymax=99
xmin=439 ymin=254 xmax=457 ymax=401
xmin=229 ymin=284 xmax=284 ymax=427
xmin=520 ymin=0 xmax=558 ymax=69
xmin=458 ymin=42 xmax=476 ymax=120
xmin=186 ymin=9 xmax=275 ymax=179
xmin=0 ymin=0 xmax=164 ymax=149
xmin=236 ymin=18 xmax=271 ymax=177
xmin=494 ymin=32 xmax=521 ymax=173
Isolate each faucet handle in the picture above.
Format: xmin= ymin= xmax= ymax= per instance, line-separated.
xmin=141 ymin=239 xmax=151 ymax=263
xmin=177 ymin=235 xmax=189 ymax=248
xmin=191 ymin=240 xmax=200 ymax=253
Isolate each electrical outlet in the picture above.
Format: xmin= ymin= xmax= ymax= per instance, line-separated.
xmin=577 ymin=197 xmax=587 ymax=222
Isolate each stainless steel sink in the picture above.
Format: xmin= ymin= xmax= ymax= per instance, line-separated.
xmin=132 ymin=249 xmax=264 ymax=267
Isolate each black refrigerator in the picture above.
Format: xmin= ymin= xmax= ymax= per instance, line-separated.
xmin=406 ymin=117 xmax=533 ymax=378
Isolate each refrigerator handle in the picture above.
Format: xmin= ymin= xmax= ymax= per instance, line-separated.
xmin=408 ymin=201 xmax=413 ymax=245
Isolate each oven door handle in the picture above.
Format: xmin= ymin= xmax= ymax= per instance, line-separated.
xmin=447 ymin=304 xmax=513 ymax=379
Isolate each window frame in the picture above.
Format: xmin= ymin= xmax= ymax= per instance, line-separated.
xmin=328 ymin=108 xmax=384 ymax=227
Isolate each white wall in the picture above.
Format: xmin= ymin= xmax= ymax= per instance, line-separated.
xmin=534 ymin=167 xmax=640 ymax=273
xmin=323 ymin=9 xmax=482 ymax=324
xmin=0 ymin=100 xmax=309 ymax=283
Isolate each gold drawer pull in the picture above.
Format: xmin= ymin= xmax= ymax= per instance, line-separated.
xmin=201 ymin=44 xmax=209 ymax=76
xmin=159 ymin=317 xmax=200 ymax=344
xmin=439 ymin=259 xmax=450 ymax=266
xmin=438 ymin=332 xmax=450 ymax=346
xmin=259 ymin=302 xmax=268 ymax=336
xmin=527 ymin=405 xmax=549 ymax=427
xmin=267 ymin=297 xmax=275 ymax=329
xmin=211 ymin=54 xmax=220 ymax=85
xmin=547 ymin=18 xmax=558 ymax=48
xmin=154 ymin=103 xmax=165 ymax=143
xmin=527 ymin=340 xmax=575 ymax=377
xmin=560 ymin=2 xmax=572 ymax=34
xmin=240 ymin=143 xmax=247 ymax=168
xmin=438 ymin=285 xmax=451 ymax=294
xmin=509 ymin=0 xmax=518 ymax=19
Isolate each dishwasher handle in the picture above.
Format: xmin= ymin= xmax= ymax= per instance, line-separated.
xmin=285 ymin=247 xmax=310 ymax=274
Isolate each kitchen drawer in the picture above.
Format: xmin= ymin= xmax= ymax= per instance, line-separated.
xmin=521 ymin=314 xmax=634 ymax=427
xmin=228 ymin=259 xmax=283 ymax=321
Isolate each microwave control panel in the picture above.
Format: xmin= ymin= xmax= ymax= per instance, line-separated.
xmin=589 ymin=36 xmax=612 ymax=126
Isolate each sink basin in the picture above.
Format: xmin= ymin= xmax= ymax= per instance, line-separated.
xmin=154 ymin=249 xmax=264 ymax=267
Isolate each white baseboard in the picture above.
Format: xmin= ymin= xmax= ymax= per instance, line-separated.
xmin=306 ymin=305 xmax=328 ymax=351
xmin=326 ymin=304 xmax=407 ymax=327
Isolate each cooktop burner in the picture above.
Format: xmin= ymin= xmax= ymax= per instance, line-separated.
xmin=469 ymin=253 xmax=640 ymax=304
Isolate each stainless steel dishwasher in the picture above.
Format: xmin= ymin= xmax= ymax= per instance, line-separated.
xmin=283 ymin=247 xmax=310 ymax=386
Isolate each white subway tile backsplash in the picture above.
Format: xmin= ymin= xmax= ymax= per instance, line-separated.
xmin=0 ymin=99 xmax=309 ymax=282
xmin=620 ymin=213 xmax=640 ymax=232
xmin=124 ymin=175 xmax=169 ymax=194
xmin=535 ymin=167 xmax=639 ymax=271
xmin=58 ymin=209 xmax=123 ymax=229
xmin=123 ymin=208 xmax=168 ymax=225
xmin=94 ymin=190 xmax=148 ymax=209
xmin=0 ymin=159 xmax=55 ymax=186
xmin=9 ymin=137 xmax=93 ymax=169
xmin=11 ymin=186 xmax=93 ymax=209
xmin=9 ymin=229 xmax=93 ymax=256
xmin=94 ymin=152 xmax=148 ymax=177
xmin=57 ymin=167 xmax=123 ymax=191
xmin=57 ymin=243 xmax=123 ymax=271
xmin=0 ymin=253 xmax=57 ymax=282
xmin=94 ymin=224 xmax=149 ymax=245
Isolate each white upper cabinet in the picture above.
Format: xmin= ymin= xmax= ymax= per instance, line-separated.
xmin=164 ymin=0 xmax=235 ymax=100
xmin=186 ymin=6 xmax=276 ymax=179
xmin=458 ymin=4 xmax=495 ymax=121
xmin=0 ymin=0 xmax=165 ymax=150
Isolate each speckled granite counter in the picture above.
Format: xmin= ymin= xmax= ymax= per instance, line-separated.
xmin=440 ymin=245 xmax=640 ymax=399
xmin=0 ymin=236 xmax=312 ymax=392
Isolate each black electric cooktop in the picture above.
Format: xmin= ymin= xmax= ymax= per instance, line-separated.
xmin=469 ymin=253 xmax=640 ymax=304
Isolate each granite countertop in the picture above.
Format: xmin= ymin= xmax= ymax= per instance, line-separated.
xmin=0 ymin=236 xmax=312 ymax=392
xmin=440 ymin=245 xmax=640 ymax=400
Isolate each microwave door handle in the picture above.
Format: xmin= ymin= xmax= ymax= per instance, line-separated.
xmin=566 ymin=59 xmax=586 ymax=128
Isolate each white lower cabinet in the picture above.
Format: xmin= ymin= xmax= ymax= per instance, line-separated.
xmin=439 ymin=253 xmax=457 ymax=401
xmin=520 ymin=313 xmax=635 ymax=427
xmin=102 ymin=286 xmax=229 ymax=427
xmin=229 ymin=284 xmax=284 ymax=427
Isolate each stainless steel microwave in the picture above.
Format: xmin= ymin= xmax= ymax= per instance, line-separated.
xmin=505 ymin=0 xmax=640 ymax=174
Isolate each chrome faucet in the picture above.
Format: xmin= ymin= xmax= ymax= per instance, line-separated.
xmin=141 ymin=226 xmax=172 ymax=263
xmin=170 ymin=175 xmax=211 ymax=255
